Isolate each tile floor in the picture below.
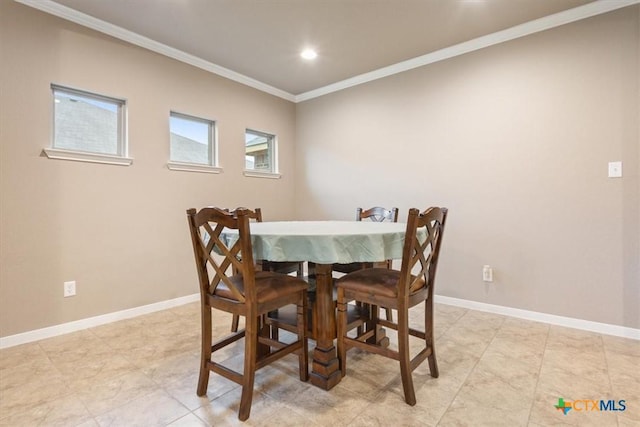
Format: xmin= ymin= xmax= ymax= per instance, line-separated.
xmin=1 ymin=302 xmax=638 ymax=426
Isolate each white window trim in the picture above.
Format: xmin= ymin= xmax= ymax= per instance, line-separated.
xmin=50 ymin=84 xmax=129 ymax=163
xmin=42 ymin=148 xmax=133 ymax=166
xmin=167 ymin=161 xmax=222 ymax=174
xmin=243 ymin=170 xmax=281 ymax=179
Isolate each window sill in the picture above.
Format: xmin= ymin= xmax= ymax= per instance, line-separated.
xmin=42 ymin=148 xmax=133 ymax=166
xmin=243 ymin=170 xmax=281 ymax=179
xmin=167 ymin=162 xmax=222 ymax=174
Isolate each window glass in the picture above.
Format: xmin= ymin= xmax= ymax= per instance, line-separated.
xmin=245 ymin=129 xmax=275 ymax=172
xmin=170 ymin=112 xmax=215 ymax=165
xmin=52 ymin=85 xmax=125 ymax=156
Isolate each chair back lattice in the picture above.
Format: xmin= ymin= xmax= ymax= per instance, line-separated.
xmin=398 ymin=207 xmax=448 ymax=299
xmin=222 ymin=207 xmax=262 ymax=222
xmin=357 ymin=206 xmax=399 ymax=223
xmin=187 ymin=207 xmax=256 ymax=304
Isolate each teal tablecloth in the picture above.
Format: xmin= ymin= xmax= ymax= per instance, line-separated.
xmin=222 ymin=221 xmax=410 ymax=264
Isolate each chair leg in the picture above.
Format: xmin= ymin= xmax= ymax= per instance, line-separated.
xmin=238 ymin=314 xmax=258 ymax=421
xmin=231 ymin=314 xmax=240 ymax=332
xmin=356 ymin=302 xmax=365 ymax=336
xmin=425 ymin=299 xmax=439 ymax=378
xmin=336 ymin=288 xmax=348 ymax=378
xmin=384 ymin=260 xmax=394 ymax=322
xmin=397 ymin=306 xmax=416 ymax=406
xmin=297 ymin=295 xmax=309 ymax=381
xmin=366 ymin=304 xmax=379 ymax=344
xmin=428 ymin=346 xmax=439 ymax=379
xmin=197 ymin=306 xmax=212 ymax=396
xmin=268 ymin=311 xmax=280 ymax=342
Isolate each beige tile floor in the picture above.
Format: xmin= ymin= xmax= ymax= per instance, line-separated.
xmin=1 ymin=302 xmax=638 ymax=426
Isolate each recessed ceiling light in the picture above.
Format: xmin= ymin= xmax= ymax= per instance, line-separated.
xmin=301 ymin=49 xmax=317 ymax=60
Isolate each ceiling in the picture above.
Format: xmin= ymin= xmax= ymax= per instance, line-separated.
xmin=20 ymin=0 xmax=636 ymax=101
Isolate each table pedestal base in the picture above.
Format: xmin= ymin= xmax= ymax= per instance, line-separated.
xmin=309 ymin=346 xmax=341 ymax=390
xmin=305 ymin=262 xmax=393 ymax=390
xmin=308 ymin=263 xmax=342 ymax=390
xmin=372 ymin=325 xmax=390 ymax=348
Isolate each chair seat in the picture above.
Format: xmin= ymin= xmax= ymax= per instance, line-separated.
xmin=215 ymin=271 xmax=308 ymax=303
xmin=262 ymin=260 xmax=303 ymax=275
xmin=337 ymin=268 xmax=424 ymax=299
xmin=332 ymin=261 xmax=370 ymax=274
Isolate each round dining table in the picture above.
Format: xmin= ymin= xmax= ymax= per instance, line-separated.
xmin=224 ymin=220 xmax=412 ymax=390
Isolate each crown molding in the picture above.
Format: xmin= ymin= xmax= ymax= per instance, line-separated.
xmin=16 ymin=0 xmax=640 ymax=104
xmin=295 ymin=0 xmax=640 ymax=102
xmin=15 ymin=0 xmax=296 ymax=102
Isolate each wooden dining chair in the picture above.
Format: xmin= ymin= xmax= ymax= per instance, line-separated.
xmin=333 ymin=206 xmax=399 ymax=323
xmin=186 ymin=207 xmax=308 ymax=421
xmin=336 ymin=207 xmax=448 ymax=405
xmin=230 ymin=207 xmax=305 ymax=332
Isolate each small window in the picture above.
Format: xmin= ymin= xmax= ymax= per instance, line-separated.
xmin=47 ymin=85 xmax=129 ymax=165
xmin=245 ymin=129 xmax=276 ymax=173
xmin=169 ymin=112 xmax=216 ymax=168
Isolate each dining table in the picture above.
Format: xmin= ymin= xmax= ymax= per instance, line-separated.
xmin=223 ymin=220 xmax=411 ymax=390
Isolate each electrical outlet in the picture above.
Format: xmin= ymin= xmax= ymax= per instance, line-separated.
xmin=482 ymin=265 xmax=493 ymax=282
xmin=608 ymin=161 xmax=622 ymax=178
xmin=64 ymin=280 xmax=76 ymax=297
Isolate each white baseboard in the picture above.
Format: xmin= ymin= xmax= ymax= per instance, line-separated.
xmin=435 ymin=295 xmax=640 ymax=340
xmin=0 ymin=293 xmax=200 ymax=349
xmin=1 ymin=293 xmax=637 ymax=349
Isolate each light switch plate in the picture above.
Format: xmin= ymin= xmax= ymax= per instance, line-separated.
xmin=608 ymin=161 xmax=622 ymax=178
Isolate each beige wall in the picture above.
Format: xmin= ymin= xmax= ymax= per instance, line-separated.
xmin=295 ymin=7 xmax=639 ymax=328
xmin=0 ymin=2 xmax=296 ymax=336
xmin=1 ymin=2 xmax=638 ymax=339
